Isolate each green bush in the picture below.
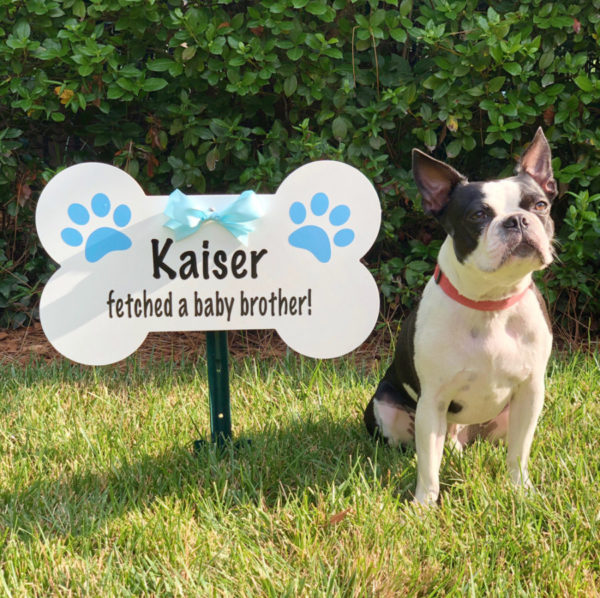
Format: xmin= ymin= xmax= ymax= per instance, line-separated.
xmin=1 ymin=0 xmax=599 ymax=339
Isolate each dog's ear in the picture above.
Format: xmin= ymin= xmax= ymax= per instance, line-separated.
xmin=412 ymin=149 xmax=466 ymax=215
xmin=518 ymin=127 xmax=557 ymax=199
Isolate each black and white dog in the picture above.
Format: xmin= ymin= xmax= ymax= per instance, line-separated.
xmin=365 ymin=128 xmax=556 ymax=505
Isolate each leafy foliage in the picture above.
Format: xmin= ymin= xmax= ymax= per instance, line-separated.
xmin=1 ymin=0 xmax=599 ymax=338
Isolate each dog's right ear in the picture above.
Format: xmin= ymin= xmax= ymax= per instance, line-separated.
xmin=412 ymin=149 xmax=466 ymax=215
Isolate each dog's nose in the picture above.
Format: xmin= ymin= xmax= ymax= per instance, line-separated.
xmin=503 ymin=214 xmax=529 ymax=230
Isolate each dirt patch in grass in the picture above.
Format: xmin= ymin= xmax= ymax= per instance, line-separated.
xmin=0 ymin=322 xmax=393 ymax=367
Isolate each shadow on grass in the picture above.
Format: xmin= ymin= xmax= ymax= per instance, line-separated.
xmin=1 ymin=416 xmax=418 ymax=542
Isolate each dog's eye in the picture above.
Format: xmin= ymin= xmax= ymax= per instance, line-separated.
xmin=533 ymin=200 xmax=549 ymax=211
xmin=470 ymin=210 xmax=488 ymax=221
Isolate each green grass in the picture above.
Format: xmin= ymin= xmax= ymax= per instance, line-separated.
xmin=1 ymin=350 xmax=599 ymax=596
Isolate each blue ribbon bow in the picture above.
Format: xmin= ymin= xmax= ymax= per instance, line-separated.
xmin=164 ymin=189 xmax=261 ymax=244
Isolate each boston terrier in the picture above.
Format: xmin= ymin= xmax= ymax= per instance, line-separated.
xmin=364 ymin=128 xmax=556 ymax=505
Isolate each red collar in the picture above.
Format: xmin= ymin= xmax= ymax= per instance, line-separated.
xmin=433 ymin=264 xmax=530 ymax=311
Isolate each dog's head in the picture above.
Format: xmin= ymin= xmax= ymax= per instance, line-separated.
xmin=412 ymin=128 xmax=556 ymax=276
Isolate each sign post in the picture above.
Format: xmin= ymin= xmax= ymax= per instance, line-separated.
xmin=36 ymin=160 xmax=382 ymax=444
xmin=206 ymin=330 xmax=232 ymax=447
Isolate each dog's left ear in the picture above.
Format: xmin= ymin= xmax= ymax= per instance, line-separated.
xmin=518 ymin=127 xmax=557 ymax=199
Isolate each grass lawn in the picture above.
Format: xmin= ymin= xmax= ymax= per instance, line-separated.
xmin=1 ymin=347 xmax=599 ymax=596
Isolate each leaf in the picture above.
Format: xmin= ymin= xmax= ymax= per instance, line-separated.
xmin=446 ymin=139 xmax=461 ymax=158
xmin=420 ymin=103 xmax=432 ymax=121
xmin=453 ymin=65 xmax=470 ymax=77
xmin=171 ymin=171 xmax=185 ymax=188
xmin=503 ymin=62 xmax=522 ymax=76
xmin=306 ymin=1 xmax=327 ymax=16
xmin=370 ymin=9 xmax=386 ymax=27
xmin=107 ymin=85 xmax=124 ymax=99
xmin=400 ymin=0 xmax=412 ymax=17
xmin=14 ymin=19 xmax=31 ymax=39
xmin=424 ymin=129 xmax=436 ymax=150
xmin=287 ymin=47 xmax=303 ymax=61
xmin=550 ymin=16 xmax=574 ymax=28
xmin=466 ymin=85 xmax=484 ymax=97
xmin=487 ymin=76 xmax=505 ymax=93
xmin=283 ymin=75 xmax=297 ymax=97
xmin=390 ymin=28 xmax=407 ymax=43
xmin=147 ymin=58 xmax=174 ymax=72
xmin=58 ymin=88 xmax=74 ymax=105
xmin=332 ymin=116 xmax=348 ymax=140
xmin=462 ymin=136 xmax=476 ymax=151
xmin=116 ymin=77 xmax=136 ymax=92
xmin=489 ymin=45 xmax=503 ymax=63
xmin=143 ymin=78 xmax=168 ymax=92
xmin=125 ymin=159 xmax=139 ymax=178
xmin=268 ymin=1 xmax=286 ymax=14
xmin=574 ymin=75 xmax=593 ymax=92
xmin=328 ymin=508 xmax=352 ymax=525
xmin=73 ymin=0 xmax=86 ymax=18
xmin=78 ymin=64 xmax=94 ymax=77
xmin=539 ymin=51 xmax=554 ymax=70
xmin=182 ymin=46 xmax=197 ymax=61
xmin=167 ymin=156 xmax=183 ymax=169
xmin=433 ymin=56 xmax=452 ymax=70
xmin=355 ymin=14 xmax=369 ymax=28
xmin=205 ymin=147 xmax=219 ymax=171
xmin=487 ymin=6 xmax=500 ymax=24
xmin=422 ymin=74 xmax=441 ymax=90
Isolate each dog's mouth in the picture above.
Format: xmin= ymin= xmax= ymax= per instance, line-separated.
xmin=512 ymin=240 xmax=539 ymax=258
xmin=501 ymin=236 xmax=547 ymax=267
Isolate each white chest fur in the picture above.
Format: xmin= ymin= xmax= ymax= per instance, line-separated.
xmin=413 ymin=279 xmax=552 ymax=425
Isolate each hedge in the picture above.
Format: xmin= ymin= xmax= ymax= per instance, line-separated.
xmin=1 ymin=0 xmax=599 ymax=342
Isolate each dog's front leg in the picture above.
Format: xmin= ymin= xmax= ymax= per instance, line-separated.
xmin=414 ymin=394 xmax=447 ymax=505
xmin=506 ymin=376 xmax=545 ymax=491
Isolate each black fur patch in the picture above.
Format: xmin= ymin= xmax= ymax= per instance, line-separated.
xmin=437 ymin=182 xmax=490 ymax=263
xmin=381 ymin=309 xmax=421 ymax=400
xmin=364 ymin=308 xmax=420 ymax=439
xmin=448 ymin=401 xmax=463 ymax=414
xmin=363 ymin=397 xmax=380 ymax=439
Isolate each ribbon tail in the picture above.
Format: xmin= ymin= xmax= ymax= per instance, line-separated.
xmin=214 ymin=191 xmax=262 ymax=243
xmin=218 ymin=190 xmax=262 ymax=223
xmin=213 ymin=217 xmax=255 ymax=245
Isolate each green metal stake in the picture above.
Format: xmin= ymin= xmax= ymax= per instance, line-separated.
xmin=206 ymin=330 xmax=232 ymax=447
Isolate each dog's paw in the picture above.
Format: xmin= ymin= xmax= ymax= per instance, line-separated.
xmin=509 ymin=469 xmax=541 ymax=500
xmin=413 ymin=486 xmax=440 ymax=507
xmin=411 ymin=495 xmax=439 ymax=508
xmin=514 ymin=477 xmax=536 ymax=494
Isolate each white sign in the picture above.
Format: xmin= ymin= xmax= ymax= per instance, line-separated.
xmin=36 ymin=161 xmax=381 ymax=365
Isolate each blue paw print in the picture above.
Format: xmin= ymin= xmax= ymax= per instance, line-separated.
xmin=61 ymin=193 xmax=132 ymax=263
xmin=288 ymin=192 xmax=354 ymax=263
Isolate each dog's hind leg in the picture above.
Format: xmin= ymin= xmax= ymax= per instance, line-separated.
xmin=456 ymin=404 xmax=510 ymax=446
xmin=364 ymin=396 xmax=415 ymax=447
xmin=446 ymin=423 xmax=466 ymax=452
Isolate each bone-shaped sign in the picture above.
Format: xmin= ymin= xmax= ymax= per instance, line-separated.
xmin=36 ymin=161 xmax=381 ymax=365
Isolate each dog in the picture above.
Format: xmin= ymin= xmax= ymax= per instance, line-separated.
xmin=364 ymin=128 xmax=556 ymax=505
